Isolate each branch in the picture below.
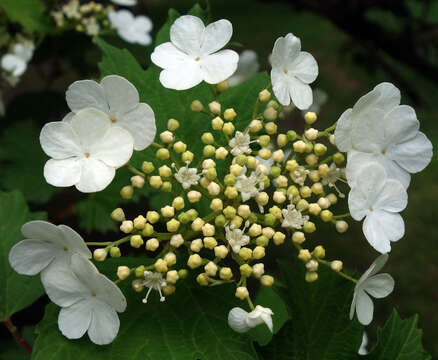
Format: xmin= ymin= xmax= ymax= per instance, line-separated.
xmin=3 ymin=317 xmax=33 ymax=354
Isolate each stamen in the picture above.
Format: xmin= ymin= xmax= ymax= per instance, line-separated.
xmin=84 ymin=152 xmax=90 ymax=158
xmin=142 ymin=287 xmax=153 ymax=303
xmin=158 ymin=288 xmax=166 ymax=302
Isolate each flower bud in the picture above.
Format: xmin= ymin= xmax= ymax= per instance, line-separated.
xmin=305 ymin=271 xmax=318 ymax=282
xmin=120 ymin=185 xmax=134 ymax=199
xmin=309 ymin=170 xmax=320 ymax=182
xmin=265 ymin=122 xmax=278 ymax=135
xmin=311 ymin=182 xmax=323 ymax=195
xmin=166 ymin=219 xmax=180 ymax=232
xmin=166 ymin=270 xmax=179 ymax=284
xmin=327 ymin=193 xmax=338 ymax=205
xmin=210 ymin=198 xmax=223 ymax=211
xmin=190 ymin=238 xmax=203 ymax=252
xmin=181 ymin=150 xmax=194 ymax=162
xmin=258 ymin=135 xmax=270 ymax=147
xmin=120 ymin=220 xmax=134 ymax=233
xmin=224 ymin=186 xmax=238 ymax=199
xmin=313 ymin=245 xmax=326 ymax=259
xmin=235 ymin=286 xmax=249 ymax=300
xmin=130 ymin=235 xmax=143 ymax=248
xmin=314 ymin=143 xmax=327 ymax=156
xmin=293 ymin=140 xmax=306 ymax=153
xmin=188 ymin=254 xmax=202 ymax=269
xmin=160 ymin=130 xmax=174 ymax=144
xmin=215 ymin=214 xmax=227 ymax=227
xmin=318 ymin=164 xmax=330 ymax=177
xmin=173 ymin=141 xmax=187 ymax=153
xmin=249 ymin=119 xmax=263 ymax=133
xmin=142 ymin=222 xmax=154 ymax=237
xmin=217 ymin=80 xmax=229 ymax=92
xmin=203 ymin=237 xmax=217 ymax=249
xmin=135 ymin=265 xmax=145 ymax=278
xmin=209 ymin=101 xmax=221 ymax=115
xmin=305 ymin=154 xmax=318 ymax=166
xmin=203 ymin=145 xmax=216 ymax=157
xmin=167 ymin=118 xmax=179 ymax=131
xmin=298 ymin=249 xmax=311 ymax=262
xmin=220 ymin=267 xmax=233 ymax=280
xmin=238 ymin=247 xmax=252 ymax=260
xmin=109 ymin=247 xmax=121 ymax=258
xmin=336 ymin=220 xmax=349 ymax=233
xmin=141 ymin=161 xmax=154 ymax=174
xmin=252 ymin=263 xmax=265 ymax=278
xmin=131 ymin=175 xmax=145 ymax=188
xmin=273 ymin=191 xmax=286 ymax=204
xmin=197 ymin=273 xmax=209 ymax=286
xmin=191 ymin=217 xmax=205 ymax=231
xmin=304 ymin=111 xmax=317 ymax=124
xmin=111 ymin=207 xmax=125 ymax=222
xmin=204 ymin=261 xmax=218 ymax=276
xmin=187 ymin=190 xmax=202 ymax=203
xmin=224 ymin=108 xmax=237 ymax=121
xmin=132 ymin=279 xmax=144 ymax=292
xmin=260 ymin=275 xmax=274 ymax=287
xmin=236 ymin=205 xmax=250 ymax=219
xmin=333 ymin=152 xmax=345 ymax=165
xmin=264 ymin=107 xmax=277 ymax=121
xmin=320 ymin=210 xmax=333 ymax=222
xmin=304 ymin=128 xmax=318 ymax=140
xmin=149 ymin=175 xmax=163 ymax=189
xmin=239 ymin=264 xmax=252 ymax=277
xmin=191 ymin=100 xmax=204 ymax=112
xmin=117 ymin=266 xmax=130 ymax=280
xmin=308 ymin=203 xmax=321 ymax=216
xmin=145 ymin=238 xmax=159 ymax=251
xmin=287 ymin=130 xmax=297 ymax=141
xmin=292 ymin=231 xmax=305 ymax=244
xmin=264 ymin=213 xmax=276 ymax=226
xmin=259 ymin=89 xmax=271 ymax=102
xmin=258 ymin=148 xmax=271 ymax=160
xmin=93 ymin=248 xmax=107 ymax=262
xmin=201 ymin=132 xmax=215 ymax=145
xmin=146 ymin=211 xmax=160 ymax=224
xmin=158 ymin=165 xmax=171 ymax=178
xmin=303 ymin=221 xmax=316 ymax=233
xmin=330 ymin=260 xmax=343 ymax=272
xmin=306 ymin=259 xmax=319 ymax=272
xmin=215 ymin=146 xmax=228 ymax=159
xmin=273 ymin=231 xmax=286 ymax=245
xmin=133 ymin=215 xmax=146 ymax=229
xmin=170 ymin=234 xmax=184 ymax=248
xmin=163 ymin=252 xmax=177 ymax=267
xmin=214 ymin=245 xmax=229 ymax=259
xmin=296 ymin=199 xmax=309 ymax=211
xmin=222 ymin=122 xmax=235 ymax=135
xmin=256 ymin=192 xmax=269 ymax=206
xmin=253 ymin=246 xmax=265 ymax=259
xmin=267 ymin=100 xmax=279 ymax=109
xmin=248 ymin=223 xmax=262 ymax=237
xmin=156 ymin=148 xmax=170 ymax=160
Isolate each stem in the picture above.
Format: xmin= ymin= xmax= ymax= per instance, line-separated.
xmin=318 ymin=259 xmax=357 ymax=283
xmin=208 ymin=84 xmax=217 ymax=99
xmin=4 ymin=317 xmax=32 ymax=354
xmin=333 ymin=212 xmax=351 ymax=219
xmin=151 ymin=142 xmax=163 ymax=148
xmin=246 ymin=296 xmax=255 ymax=310
xmin=125 ymin=163 xmax=145 ymax=177
xmin=85 ymin=242 xmax=112 ymax=246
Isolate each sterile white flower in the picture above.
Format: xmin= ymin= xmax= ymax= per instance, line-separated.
xmin=348 ymin=162 xmax=407 ymax=254
xmin=225 ymin=224 xmax=250 ymax=253
xmin=358 ymin=332 xmax=368 ymax=355
xmin=151 ymin=15 xmax=239 ymax=90
xmin=227 ymin=50 xmax=259 ymax=86
xmin=229 ymin=131 xmax=252 ymax=156
xmin=43 ymin=254 xmax=127 ymax=345
xmin=139 ymin=271 xmax=167 ymax=303
xmin=65 ymin=75 xmax=156 ymax=151
xmin=270 ymin=33 xmax=318 ymax=109
xmin=335 ymin=82 xmax=432 ymax=188
xmin=1 ymin=42 xmax=34 ymax=77
xmin=282 ymin=204 xmax=309 ymax=229
xmin=40 ymin=108 xmax=134 ymax=193
xmin=111 ymin=0 xmax=137 ymax=6
xmin=228 ymin=305 xmax=274 ymax=333
xmin=174 ymin=165 xmax=200 ymax=189
xmin=9 ymin=220 xmax=91 ymax=276
xmin=108 ymin=10 xmax=153 ymax=46
xmin=350 ymin=254 xmax=394 ymax=325
xmin=235 ymin=169 xmax=265 ymax=202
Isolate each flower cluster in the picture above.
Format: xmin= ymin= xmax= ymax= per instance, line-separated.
xmin=1 ymin=39 xmax=34 ymax=85
xmin=8 ymin=13 xmax=433 ymax=346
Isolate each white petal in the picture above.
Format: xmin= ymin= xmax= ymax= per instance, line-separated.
xmin=40 ymin=121 xmax=82 ymax=159
xmin=151 ymin=42 xmax=189 ymax=69
xmin=170 ymin=15 xmax=204 ymax=56
xmin=134 ymin=16 xmax=153 ymax=33
xmin=355 ymin=290 xmax=374 ymax=325
xmin=334 ymin=108 xmax=353 ymax=152
xmin=227 ymin=50 xmax=259 ymax=87
xmin=200 ymin=19 xmax=233 ymax=55
xmin=110 ymin=0 xmax=137 ymax=6
xmin=201 ymin=50 xmax=239 ymax=84
xmin=228 ymin=307 xmax=251 ymax=333
xmin=119 ymin=103 xmax=156 ymax=151
xmin=373 ymin=82 xmax=401 ymax=112
xmin=88 ymin=302 xmax=120 ymax=345
xmin=270 ymin=33 xmax=301 ymax=69
xmin=383 ymin=105 xmax=419 ymax=145
xmin=8 ymin=240 xmax=57 ymax=275
xmin=94 ymin=273 xmax=127 ymax=312
xmin=271 ymin=68 xmax=291 ymax=106
xmin=66 ymin=80 xmax=109 ymax=113
xmin=289 ymin=51 xmax=318 ymax=84
xmin=349 ymin=289 xmax=358 ymax=320
xmin=368 ymin=253 xmax=390 ymax=277
xmin=21 ymin=220 xmax=60 ymax=242
xmin=377 ymin=154 xmax=411 ymax=189
xmin=44 ymin=158 xmax=82 ymax=188
xmin=58 ymin=300 xmax=92 ymax=339
xmin=100 ymin=75 xmax=139 ymax=116
xmin=364 ymin=274 xmax=394 ymax=299
xmin=159 ymin=62 xmax=203 ymax=90
xmin=1 ymin=54 xmax=26 ymax=76
xmin=351 ymin=108 xmax=386 ymax=153
xmin=58 ymin=225 xmax=92 ymax=259
xmin=388 ymin=132 xmax=433 ymax=174
xmin=374 ymin=179 xmax=407 ymax=213
xmin=91 ymin=126 xmax=133 ymax=167
xmin=288 ymin=77 xmax=313 ymax=110
xmin=76 ymin=158 xmax=115 ymax=193
xmin=70 ymin=108 xmax=111 ymax=150
xmin=352 ymin=87 xmax=381 ymax=115
xmin=363 ymin=211 xmax=404 ymax=253
xmin=345 ymin=151 xmax=377 ymax=188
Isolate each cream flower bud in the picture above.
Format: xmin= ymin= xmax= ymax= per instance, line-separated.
xmin=318 ymin=164 xmax=330 ymax=177
xmin=117 ymin=266 xmax=130 ymax=280
xmin=300 ymin=186 xmax=312 ymax=198
xmin=239 ymin=247 xmax=252 ymax=260
xmin=190 ymin=238 xmax=203 ymax=252
xmin=203 ymin=237 xmax=217 ymax=249
xmin=93 ymin=248 xmax=107 ymax=262
xmin=214 ymin=245 xmax=228 ymax=259
xmin=306 ymin=259 xmax=319 ymax=272
xmin=296 ymin=199 xmax=309 ymax=211
xmin=211 ymin=116 xmax=224 ymax=131
xmin=235 ymin=286 xmax=249 ymax=300
xmin=120 ymin=185 xmax=134 ymax=199
xmin=164 ymin=252 xmax=177 ymax=266
xmin=272 ymin=149 xmax=285 ymax=163
xmin=120 ymin=220 xmax=134 ymax=233
xmin=293 ymin=140 xmax=306 ymax=153
xmin=161 ymin=205 xmax=174 ymax=218
xmin=246 ymin=156 xmax=259 ymax=170
xmin=248 ymin=223 xmax=262 ymax=237
xmin=256 ymin=192 xmax=269 ymax=206
xmin=252 ymin=263 xmax=265 ymax=278
xmin=273 ymin=191 xmax=286 ymax=204
xmin=220 ymin=267 xmax=233 ymax=280
xmin=181 ymin=150 xmax=194 ymax=162
xmin=298 ymin=249 xmax=311 ymax=262
xmin=202 ymin=223 xmax=215 ymax=237
xmin=217 ymin=80 xmax=229 ymax=92
xmin=197 ymin=273 xmax=209 ymax=286
xmin=204 ymin=261 xmax=218 ymax=276
xmin=160 ymin=130 xmax=174 ymax=144
xmin=336 ymin=220 xmax=349 ymax=233
xmin=249 ymin=119 xmax=263 ymax=133
xmin=210 ymin=198 xmax=223 ymax=211
xmin=259 ymin=89 xmax=271 ymax=102
xmin=222 ymin=122 xmax=235 ymax=135
xmin=154 ymin=259 xmax=168 ymax=273
xmin=273 ymin=231 xmax=286 ymax=245
xmin=188 ymin=254 xmax=202 ymax=269
xmin=209 ymin=101 xmax=221 ymax=115
xmin=166 ymin=270 xmax=179 ymax=284
xmin=146 ymin=211 xmax=159 ymax=224
xmin=171 ymin=197 xmax=184 ymax=211
xmin=292 ymin=231 xmax=305 ymax=244
xmin=207 ymin=182 xmax=221 ymax=196
xmin=111 ymin=207 xmax=125 ymax=222
xmin=330 ymin=260 xmax=343 ymax=272
xmin=314 ymin=143 xmax=327 ymax=156
xmin=224 ymin=186 xmax=238 ymax=199
xmin=265 ymin=122 xmax=278 ymax=135
xmin=260 ymin=275 xmax=274 ymax=287
xmin=237 ymin=205 xmax=251 ymax=219
xmin=158 ymin=165 xmax=172 ymax=178
xmin=224 ymin=108 xmax=237 ymax=121
xmin=327 ymin=193 xmax=338 ymax=204
xmin=260 ymin=227 xmax=273 ymax=239
xmin=215 ymin=146 xmax=228 ymax=159
xmin=305 ymin=154 xmax=318 ymax=166
xmin=230 ymin=164 xmax=243 ymax=176
xmin=258 ymin=148 xmax=271 ymax=160
xmin=308 ymin=203 xmax=321 ymax=216
xmin=167 ymin=118 xmax=179 ymax=131
xmin=132 ymin=215 xmax=145 ymax=230
xmin=274 ymin=176 xmax=287 ymax=188
xmin=156 ymin=148 xmax=170 ymax=160
xmin=309 ymin=170 xmax=320 ymax=182
xmin=170 ymin=234 xmax=184 ymax=248
xmin=166 ymin=219 xmax=180 ymax=232
xmin=253 ymin=246 xmax=265 ymax=259
xmin=286 ymin=159 xmax=299 ymax=172
xmin=305 ymin=271 xmax=318 ymax=282
xmin=187 ymin=190 xmax=201 ymax=203
xmin=304 ymin=128 xmax=318 ymax=140
xmin=329 ymin=134 xmax=335 ymax=145
xmin=264 ymin=107 xmax=277 ymax=121
xmin=131 ymin=175 xmax=145 ymax=188
xmin=173 ymin=141 xmax=187 ymax=153
xmin=132 ymin=279 xmax=144 ymax=292
xmin=145 ymin=238 xmax=159 ymax=251
xmin=267 ymin=100 xmax=279 ymax=109
xmin=130 ymin=235 xmax=143 ymax=248
xmin=149 ymin=175 xmax=163 ymax=189
xmin=190 ymin=100 xmax=203 ymax=112
xmin=311 ymin=182 xmax=323 ymax=195
xmin=191 ymin=217 xmax=205 ymax=231
xmin=304 ymin=111 xmax=317 ymax=124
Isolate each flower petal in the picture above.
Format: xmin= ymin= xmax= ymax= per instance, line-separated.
xmin=151 ymin=42 xmax=189 ymax=69
xmin=288 ymin=77 xmax=313 ymax=110
xmin=355 ymin=290 xmax=374 ymax=325
xmin=70 ymin=108 xmax=111 ymax=150
xmin=363 ymin=211 xmax=404 ymax=253
xmin=66 ymin=80 xmax=108 ymax=113
xmin=88 ymin=302 xmax=120 ymax=345
xmin=170 ymin=15 xmax=204 ymax=56
xmin=270 ymin=33 xmax=301 ymax=69
xmin=94 ymin=274 xmax=127 ymax=312
xmin=271 ymin=68 xmax=291 ymax=106
xmin=364 ymin=273 xmax=394 ymax=299
xmin=351 ymin=108 xmax=386 ymax=153
xmin=91 ymin=126 xmax=133 ymax=167
xmin=374 ymin=179 xmax=407 ymax=213
xmin=40 ymin=121 xmax=82 ymax=159
xmin=377 ymin=154 xmax=411 ymax=189
xmin=227 ymin=49 xmax=259 ymax=87
xmin=159 ymin=63 xmax=203 ymax=90
xmin=75 ymin=158 xmax=115 ymax=193
xmin=346 ymin=151 xmax=377 ymax=188
xmin=58 ymin=300 xmax=92 ymax=339
xmin=8 ymin=240 xmax=57 ymax=275
xmin=334 ymin=108 xmax=353 ymax=152
xmin=58 ymin=225 xmax=92 ymax=259
xmin=100 ymin=75 xmax=139 ymax=116
xmin=289 ymin=51 xmax=318 ymax=84
xmin=1 ymin=54 xmax=26 ymax=76
xmin=200 ymin=19 xmax=233 ymax=55
xmin=119 ymin=103 xmax=156 ymax=151
xmin=383 ymin=105 xmax=419 ymax=145
xmin=228 ymin=307 xmax=251 ymax=333
xmin=350 ymin=289 xmax=358 ymax=320
xmin=44 ymin=158 xmax=82 ymax=188
xmin=21 ymin=220 xmax=60 ymax=242
xmin=201 ymin=50 xmax=239 ymax=84
xmin=373 ymin=82 xmax=400 ymax=113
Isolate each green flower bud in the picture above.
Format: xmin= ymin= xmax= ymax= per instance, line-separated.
xmin=201 ymin=132 xmax=215 ymax=144
xmin=333 ymin=152 xmax=345 ymax=165
xmin=156 ymin=148 xmax=170 ymax=160
xmin=259 ymin=135 xmax=270 ymax=147
xmin=264 ymin=214 xmax=276 ymax=226
xmin=161 ymin=181 xmax=172 ymax=192
xmin=270 ymin=166 xmax=281 ymax=178
xmin=248 ymin=213 xmax=258 ymax=224
xmin=120 ymin=185 xmax=134 ymax=199
xmin=215 ymin=214 xmax=227 ymax=227
xmin=142 ymin=223 xmax=154 ymax=236
xmin=223 ymin=206 xmax=237 ymax=219
xmin=206 ymin=168 xmax=217 ymax=180
xmin=224 ymin=174 xmax=236 ymax=186
xmin=256 ymin=235 xmax=269 ymax=247
xmin=287 ymin=130 xmax=297 ymax=141
xmin=178 ymin=212 xmax=190 ymax=224
xmin=235 ymin=154 xmax=247 ymax=166
xmin=203 ymin=145 xmax=216 ymax=157
xmin=186 ymin=209 xmax=198 ymax=221
xmin=141 ymin=161 xmax=155 ymax=174
xmin=135 ymin=265 xmax=145 ymax=277
xmin=178 ymin=269 xmax=189 ymax=279
xmin=240 ymin=264 xmax=252 ymax=277
xmin=167 ymin=118 xmax=179 ymax=131
xmin=109 ymin=247 xmax=121 ymax=258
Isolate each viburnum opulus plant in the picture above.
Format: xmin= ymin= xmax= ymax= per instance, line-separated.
xmin=7 ymin=9 xmax=433 ymax=352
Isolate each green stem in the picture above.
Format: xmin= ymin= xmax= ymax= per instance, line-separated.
xmin=318 ymin=259 xmax=357 ymax=283
xmin=333 ymin=212 xmax=351 ymax=219
xmin=125 ymin=163 xmax=145 ymax=177
xmin=151 ymin=142 xmax=163 ymax=148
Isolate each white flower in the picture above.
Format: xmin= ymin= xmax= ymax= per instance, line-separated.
xmin=40 ymin=108 xmax=134 ymax=193
xmin=174 ymin=165 xmax=200 ymax=189
xmin=350 ymin=254 xmax=394 ymax=325
xmin=62 ymin=0 xmax=79 ymax=18
xmin=228 ymin=305 xmax=274 ymax=333
xmin=139 ymin=271 xmax=167 ymax=303
xmin=1 ymin=42 xmax=34 ymax=77
xmin=290 ymin=165 xmax=309 ymax=186
xmin=9 ymin=220 xmax=91 ymax=276
xmin=302 ymin=88 xmax=328 ymax=115
xmin=85 ymin=18 xmax=100 ymax=36
xmin=43 ymin=254 xmax=127 ymax=345
xmin=225 ymin=224 xmax=250 ymax=253
xmin=65 ymin=75 xmax=156 ymax=151
xmin=335 ymin=82 xmax=433 ymax=188
xmin=321 ymin=163 xmax=346 ymax=197
xmin=348 ymin=163 xmax=407 ymax=254
xmin=270 ymin=33 xmax=318 ymax=109
xmin=111 ymin=0 xmax=137 ymax=6
xmin=235 ymin=170 xmax=264 ymax=202
xmin=227 ymin=50 xmax=259 ymax=86
xmin=151 ymin=15 xmax=239 ymax=90
xmin=229 ymin=131 xmax=252 ymax=156
xmin=358 ymin=332 xmax=368 ymax=355
xmin=281 ymin=204 xmax=309 ymax=229
xmin=109 ymin=10 xmax=153 ymax=46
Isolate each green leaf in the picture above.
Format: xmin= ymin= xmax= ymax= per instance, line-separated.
xmin=0 ymin=120 xmax=59 ymax=204
xmin=0 ymin=0 xmax=53 ymax=33
xmin=0 ymin=190 xmax=46 ymax=320
xmin=260 ymin=260 xmax=364 ymax=359
xmin=32 ymin=262 xmax=258 ymax=360
xmin=364 ymin=310 xmax=431 ymax=360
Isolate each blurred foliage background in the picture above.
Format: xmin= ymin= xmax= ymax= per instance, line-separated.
xmin=0 ymin=0 xmax=437 ymax=358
